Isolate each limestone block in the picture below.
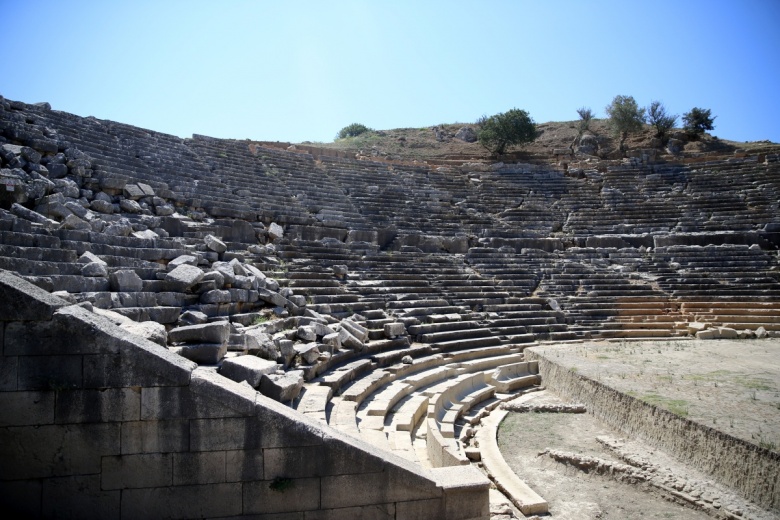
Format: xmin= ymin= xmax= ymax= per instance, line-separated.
xmin=120 ymin=419 xmax=190 ymax=454
xmin=132 ymin=229 xmax=158 ymax=240
xmin=242 ymin=477 xmax=320 ymax=514
xmin=320 ymin=466 xmax=442 ymax=509
xmin=338 ymin=327 xmax=364 ymax=351
xmin=756 ymin=326 xmax=768 ymax=339
xmin=101 ymin=453 xmax=173 ymax=490
xmin=341 ymin=319 xmax=369 ymax=343
xmin=18 ymin=355 xmax=83 ymax=391
xmin=178 ymin=310 xmax=209 ymax=326
xmin=384 ymin=322 xmax=406 ymax=338
xmin=178 ymin=343 xmax=227 ymax=364
xmin=258 ymin=288 xmax=288 ymax=308
xmin=119 ymin=198 xmax=142 ymax=213
xmin=289 ymin=294 xmax=307 ymax=307
xmin=173 ymin=451 xmax=227 ymax=485
xmin=268 ymin=222 xmax=284 ymax=240
xmin=60 ymin=213 xmax=91 ymax=230
xmin=295 ymin=342 xmax=321 ymax=364
xmin=0 ymin=390 xmax=55 ymax=427
xmin=121 ymin=320 xmax=168 ymax=347
xmin=169 ymin=322 xmax=230 ymax=345
xmin=123 ymin=183 xmax=146 ymax=200
xmin=82 ymin=261 xmax=108 ymax=277
xmin=154 ymin=204 xmax=175 ymax=216
xmin=189 ymin=416 xmax=264 ymax=452
xmin=260 ymin=370 xmax=304 ymax=402
xmin=219 ymin=355 xmax=278 ymax=387
xmin=78 ymin=251 xmax=106 ymax=265
xmin=137 ymin=182 xmax=155 ymax=196
xmin=41 ymin=475 xmax=119 ymax=520
xmin=104 ymin=220 xmax=133 ymax=237
xmin=687 ymin=322 xmax=708 ymax=335
xmin=276 ymin=339 xmax=296 ymax=368
xmin=64 ymin=200 xmax=88 ymax=218
xmin=109 ymin=269 xmax=143 ymax=292
xmin=205 ymin=234 xmax=227 ymax=253
xmin=225 ymin=448 xmax=264 ymax=482
xmin=0 ymin=423 xmax=120 ymax=480
xmin=695 ymin=329 xmax=718 ymax=340
xmin=332 ymin=264 xmax=348 ymax=277
xmin=165 ymin=264 xmax=204 ymax=291
xmin=297 ymin=325 xmax=317 ymax=342
xmin=200 ymin=289 xmax=232 ymax=304
xmin=211 ymin=262 xmax=236 ymax=285
xmin=121 ymin=483 xmax=242 ymax=519
xmin=201 ymin=270 xmax=225 ymax=289
xmin=717 ymin=327 xmax=739 ymax=339
xmin=0 ymin=271 xmax=68 ymax=321
xmin=90 ymin=199 xmax=114 ymax=214
xmin=55 ymin=388 xmax=140 ymax=424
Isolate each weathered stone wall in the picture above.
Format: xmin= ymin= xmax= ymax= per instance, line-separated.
xmin=0 ymin=270 xmax=489 ymax=519
xmin=526 ymin=347 xmax=780 ymax=512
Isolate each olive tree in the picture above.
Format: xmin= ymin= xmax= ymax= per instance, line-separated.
xmin=605 ymin=95 xmax=646 ymax=152
xmin=646 ymin=101 xmax=678 ymax=141
xmin=477 ymin=108 xmax=537 ymax=155
xmin=682 ymin=107 xmax=716 ymax=139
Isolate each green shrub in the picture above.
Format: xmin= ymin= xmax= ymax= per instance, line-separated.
xmin=646 ymin=101 xmax=678 ymax=141
xmin=477 ymin=108 xmax=537 ymax=155
xmin=605 ymin=95 xmax=646 ymax=151
xmin=682 ymin=107 xmax=716 ymax=139
xmin=336 ymin=123 xmax=372 ymax=140
xmin=576 ymin=107 xmax=594 ymax=135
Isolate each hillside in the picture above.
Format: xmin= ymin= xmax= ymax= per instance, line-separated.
xmin=288 ymin=119 xmax=780 ymax=166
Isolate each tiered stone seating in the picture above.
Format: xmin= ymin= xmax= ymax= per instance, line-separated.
xmin=2 ymin=97 xmax=780 ymax=517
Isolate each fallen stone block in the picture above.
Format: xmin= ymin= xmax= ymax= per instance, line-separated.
xmin=384 ymin=322 xmax=406 ymax=338
xmin=205 ymin=234 xmax=227 ymax=253
xmin=59 ymin=213 xmax=91 ymax=230
xmin=756 ymin=326 xmax=768 ymax=339
xmin=122 ymin=320 xmax=168 ymax=346
xmin=297 ymin=325 xmax=317 ymax=342
xmin=165 ymin=264 xmax=205 ymax=291
xmin=169 ymin=321 xmax=231 ymax=345
xmin=322 ymin=332 xmax=341 ymax=350
xmin=339 ymin=327 xmax=364 ymax=351
xmin=120 ymin=199 xmax=142 ymax=213
xmin=268 ymin=222 xmax=284 ymax=240
xmin=90 ymin=199 xmax=114 ymax=214
xmin=201 ymin=289 xmax=232 ymax=304
xmin=260 ymin=370 xmax=303 ymax=402
xmin=695 ymin=329 xmax=719 ymax=340
xmin=276 ymin=338 xmax=296 ymax=367
xmin=294 ymin=342 xmax=321 ymax=364
xmin=686 ymin=322 xmax=708 ymax=335
xmin=178 ymin=343 xmax=228 ymax=364
xmin=82 ymin=262 xmax=108 ymax=277
xmin=219 ymin=355 xmax=278 ymax=387
xmin=717 ymin=327 xmax=738 ymax=339
xmin=110 ymin=269 xmax=144 ymax=292
xmin=77 ymin=251 xmax=106 ymax=265
xmin=179 ymin=310 xmax=209 ymax=326
xmin=341 ymin=319 xmax=369 ymax=343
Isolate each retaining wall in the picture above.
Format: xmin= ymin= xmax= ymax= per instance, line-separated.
xmin=0 ymin=270 xmax=489 ymax=519
xmin=526 ymin=347 xmax=780 ymax=512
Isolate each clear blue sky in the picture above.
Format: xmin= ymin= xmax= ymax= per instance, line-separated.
xmin=2 ymin=1 xmax=779 ymax=143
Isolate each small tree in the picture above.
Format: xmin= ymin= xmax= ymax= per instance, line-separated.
xmin=576 ymin=107 xmax=594 ymax=136
xmin=646 ymin=101 xmax=678 ymax=141
xmin=336 ymin=123 xmax=372 ymax=140
xmin=477 ymin=108 xmax=537 ymax=155
xmin=605 ymin=95 xmax=646 ymax=152
xmin=682 ymin=107 xmax=715 ymax=139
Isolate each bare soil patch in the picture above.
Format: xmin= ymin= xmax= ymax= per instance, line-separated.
xmin=496 ymin=339 xmax=780 ymax=519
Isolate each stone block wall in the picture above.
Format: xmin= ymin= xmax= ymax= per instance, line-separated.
xmin=0 ymin=270 xmax=489 ymax=519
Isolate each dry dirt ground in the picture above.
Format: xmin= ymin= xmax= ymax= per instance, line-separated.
xmin=497 ymin=339 xmax=780 ymax=520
